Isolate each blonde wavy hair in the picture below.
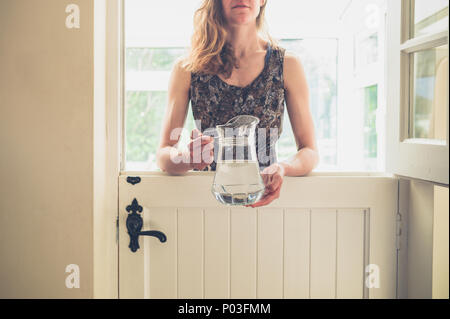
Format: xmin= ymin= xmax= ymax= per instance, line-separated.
xmin=183 ymin=0 xmax=274 ymax=79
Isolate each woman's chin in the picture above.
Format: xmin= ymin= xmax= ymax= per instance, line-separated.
xmin=228 ymin=16 xmax=256 ymax=26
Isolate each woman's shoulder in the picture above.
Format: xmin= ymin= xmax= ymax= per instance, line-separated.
xmin=174 ymin=56 xmax=212 ymax=80
xmin=282 ymin=50 xmax=305 ymax=76
xmin=169 ymin=57 xmax=191 ymax=92
xmin=282 ymin=51 xmax=307 ymax=90
xmin=173 ymin=56 xmax=190 ymax=75
xmin=283 ymin=50 xmax=302 ymax=65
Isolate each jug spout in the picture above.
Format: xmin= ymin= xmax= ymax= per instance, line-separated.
xmin=216 ymin=115 xmax=260 ymax=139
xmin=223 ymin=115 xmax=260 ymax=128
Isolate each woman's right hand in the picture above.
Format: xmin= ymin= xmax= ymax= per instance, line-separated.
xmin=188 ymin=128 xmax=214 ymax=171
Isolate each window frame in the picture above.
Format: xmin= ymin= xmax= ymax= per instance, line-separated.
xmin=337 ymin=0 xmax=387 ymax=172
xmin=120 ymin=0 xmax=126 ymax=172
xmin=385 ymin=0 xmax=449 ymax=185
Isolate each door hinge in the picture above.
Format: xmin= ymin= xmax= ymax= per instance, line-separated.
xmin=396 ymin=212 xmax=402 ymax=251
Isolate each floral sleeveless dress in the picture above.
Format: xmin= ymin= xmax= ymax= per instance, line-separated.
xmin=189 ymin=44 xmax=286 ymax=171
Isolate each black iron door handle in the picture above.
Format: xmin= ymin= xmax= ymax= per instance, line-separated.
xmin=137 ymin=230 xmax=167 ymax=242
xmin=126 ymin=198 xmax=167 ymax=253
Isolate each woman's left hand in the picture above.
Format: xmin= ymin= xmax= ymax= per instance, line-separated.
xmin=246 ymin=163 xmax=285 ymax=208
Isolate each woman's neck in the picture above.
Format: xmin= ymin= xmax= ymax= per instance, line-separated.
xmin=226 ymin=24 xmax=265 ymax=58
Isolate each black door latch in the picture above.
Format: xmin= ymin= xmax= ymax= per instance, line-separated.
xmin=126 ymin=198 xmax=167 ymax=252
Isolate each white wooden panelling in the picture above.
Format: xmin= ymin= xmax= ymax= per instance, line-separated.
xmin=144 ymin=207 xmax=177 ymax=299
xmin=118 ymin=195 xmax=143 ymax=299
xmin=204 ymin=208 xmax=230 ymax=299
xmin=177 ymin=208 xmax=203 ymax=298
xmin=230 ymin=208 xmax=257 ymax=299
xmin=310 ymin=209 xmax=337 ymax=299
xmin=336 ymin=209 xmax=366 ymax=299
xmin=257 ymin=208 xmax=284 ymax=299
xmin=119 ymin=173 xmax=398 ymax=299
xmin=284 ymin=209 xmax=311 ymax=298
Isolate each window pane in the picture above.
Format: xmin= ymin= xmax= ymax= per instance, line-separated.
xmin=354 ymin=32 xmax=378 ymax=71
xmin=412 ymin=0 xmax=449 ymax=38
xmin=126 ymin=48 xmax=187 ymax=72
xmin=361 ymin=85 xmax=378 ymax=170
xmin=409 ymin=44 xmax=448 ymax=141
xmin=125 ymin=91 xmax=166 ymax=170
xmin=125 ymin=90 xmax=196 ymax=171
xmin=277 ymin=39 xmax=338 ymax=169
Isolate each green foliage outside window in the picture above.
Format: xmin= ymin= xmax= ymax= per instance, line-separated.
xmin=126 ymin=91 xmax=167 ymax=162
xmin=363 ymin=85 xmax=378 ymax=159
xmin=126 ymin=90 xmax=196 ymax=166
xmin=126 ymin=48 xmax=187 ymax=71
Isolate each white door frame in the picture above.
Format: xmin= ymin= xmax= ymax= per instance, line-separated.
xmin=96 ymin=0 xmax=123 ymax=298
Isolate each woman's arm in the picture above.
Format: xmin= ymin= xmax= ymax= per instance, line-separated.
xmin=246 ymin=52 xmax=320 ymax=208
xmin=279 ymin=52 xmax=320 ymax=177
xmin=156 ymin=59 xmax=213 ymax=175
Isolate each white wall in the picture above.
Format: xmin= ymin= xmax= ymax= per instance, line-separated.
xmin=0 ymin=0 xmax=116 ymax=298
xmin=407 ymin=180 xmax=434 ymax=298
xmin=402 ymin=179 xmax=449 ymax=299
xmin=432 ymin=185 xmax=449 ymax=299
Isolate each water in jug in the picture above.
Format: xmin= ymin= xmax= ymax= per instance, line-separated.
xmin=211 ymin=115 xmax=266 ymax=206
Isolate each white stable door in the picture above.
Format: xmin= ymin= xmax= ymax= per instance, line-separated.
xmin=118 ymin=172 xmax=398 ymax=299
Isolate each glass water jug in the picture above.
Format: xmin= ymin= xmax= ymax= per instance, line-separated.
xmin=211 ymin=115 xmax=266 ymax=206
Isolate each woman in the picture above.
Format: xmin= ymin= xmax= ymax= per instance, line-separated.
xmin=157 ymin=0 xmax=319 ymax=208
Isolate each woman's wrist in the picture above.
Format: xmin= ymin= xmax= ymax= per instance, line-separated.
xmin=277 ymin=162 xmax=288 ymax=177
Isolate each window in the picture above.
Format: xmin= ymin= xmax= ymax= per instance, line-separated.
xmin=354 ymin=32 xmax=379 ymax=70
xmin=410 ymin=44 xmax=448 ymax=140
xmin=277 ymin=39 xmax=338 ymax=168
xmin=386 ymin=0 xmax=449 ymax=185
xmin=360 ymin=85 xmax=379 ymax=170
xmin=339 ymin=0 xmax=387 ymax=171
xmin=125 ymin=48 xmax=191 ymax=171
xmin=123 ymin=0 xmax=387 ymax=172
xmin=124 ymin=0 xmax=198 ymax=171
